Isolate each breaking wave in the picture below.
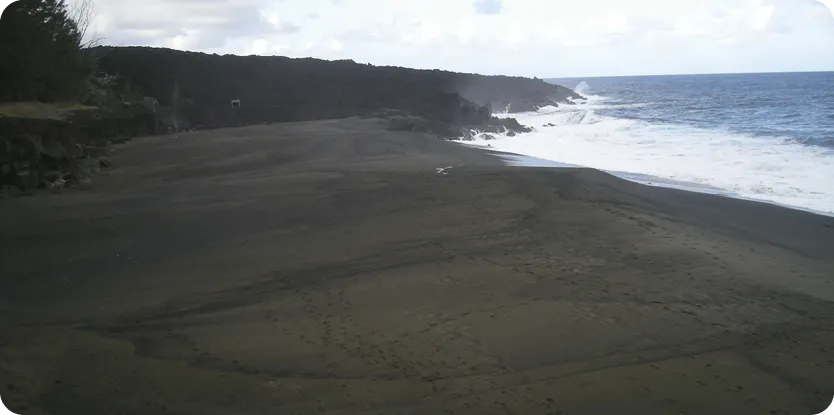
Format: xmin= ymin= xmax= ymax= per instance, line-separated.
xmin=460 ymin=79 xmax=834 ymax=215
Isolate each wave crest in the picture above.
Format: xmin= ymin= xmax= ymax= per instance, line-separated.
xmin=472 ymin=87 xmax=834 ymax=214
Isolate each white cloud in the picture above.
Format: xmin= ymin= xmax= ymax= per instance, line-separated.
xmin=39 ymin=0 xmax=834 ymax=76
xmin=327 ymin=38 xmax=344 ymax=52
xmin=751 ymin=3 xmax=777 ymax=30
xmin=263 ymin=12 xmax=301 ymax=33
xmin=454 ymin=17 xmax=475 ymax=45
xmin=474 ymin=0 xmax=503 ymax=15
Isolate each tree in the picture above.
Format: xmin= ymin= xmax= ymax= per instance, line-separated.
xmin=0 ymin=0 xmax=95 ymax=102
xmin=68 ymin=0 xmax=101 ymax=49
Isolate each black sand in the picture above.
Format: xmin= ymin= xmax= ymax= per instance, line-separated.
xmin=1 ymin=118 xmax=833 ymax=414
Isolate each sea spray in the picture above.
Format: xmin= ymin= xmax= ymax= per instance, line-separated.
xmin=459 ymin=73 xmax=834 ymax=214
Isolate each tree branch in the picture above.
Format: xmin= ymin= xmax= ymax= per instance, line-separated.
xmin=69 ymin=0 xmax=102 ymax=49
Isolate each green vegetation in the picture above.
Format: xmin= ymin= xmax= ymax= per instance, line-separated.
xmin=0 ymin=101 xmax=96 ymax=120
xmin=0 ymin=0 xmax=96 ymax=102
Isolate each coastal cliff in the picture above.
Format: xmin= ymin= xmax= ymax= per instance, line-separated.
xmin=2 ymin=46 xmax=582 ymax=194
xmin=93 ymin=47 xmax=581 ymax=130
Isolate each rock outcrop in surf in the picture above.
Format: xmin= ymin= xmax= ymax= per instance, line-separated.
xmin=371 ymin=94 xmax=532 ymax=140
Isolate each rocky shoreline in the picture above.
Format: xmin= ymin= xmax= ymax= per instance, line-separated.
xmin=93 ymin=47 xmax=583 ymax=128
xmin=1 ymin=47 xmax=583 ymax=196
xmin=370 ymin=94 xmax=533 ymax=140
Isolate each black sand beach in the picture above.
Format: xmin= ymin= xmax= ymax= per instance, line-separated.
xmin=1 ymin=118 xmax=833 ymax=414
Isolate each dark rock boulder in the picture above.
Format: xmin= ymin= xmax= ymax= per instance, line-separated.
xmin=0 ymin=117 xmax=126 ymax=195
xmin=0 ymin=184 xmax=22 ymax=197
xmin=1 ymin=134 xmax=43 ymax=190
xmin=40 ymin=169 xmax=66 ymax=192
xmin=488 ymin=117 xmax=532 ymax=134
xmin=41 ymin=140 xmax=67 ymax=159
xmin=453 ymin=115 xmax=534 ymax=142
xmin=67 ymin=108 xmax=157 ymax=143
xmin=84 ymin=140 xmax=113 ymax=158
xmin=385 ymin=115 xmax=462 ymax=140
xmin=377 ymin=94 xmax=532 ymax=141
xmin=62 ymin=168 xmax=93 ymax=189
xmin=43 ymin=170 xmax=63 ymax=182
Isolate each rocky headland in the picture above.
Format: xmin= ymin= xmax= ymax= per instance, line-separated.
xmin=1 ymin=46 xmax=582 ymax=195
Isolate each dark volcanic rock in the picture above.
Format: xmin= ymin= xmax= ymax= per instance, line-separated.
xmin=452 ymin=114 xmax=535 ymax=141
xmin=3 ymin=47 xmax=569 ymax=196
xmin=489 ymin=117 xmax=532 ymax=134
xmin=379 ymin=98 xmax=532 ymax=141
xmin=457 ymin=77 xmax=581 ymax=113
xmin=93 ymin=46 xmax=581 ymax=128
xmin=1 ymin=134 xmax=42 ymax=190
xmin=384 ymin=114 xmax=463 ymax=140
xmin=0 ymin=116 xmax=132 ymax=194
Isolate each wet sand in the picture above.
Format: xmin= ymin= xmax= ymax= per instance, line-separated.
xmin=1 ymin=118 xmax=833 ymax=415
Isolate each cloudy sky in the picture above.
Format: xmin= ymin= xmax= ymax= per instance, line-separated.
xmin=4 ymin=0 xmax=834 ymax=77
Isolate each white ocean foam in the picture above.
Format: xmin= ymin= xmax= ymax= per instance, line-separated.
xmin=460 ymin=84 xmax=834 ymax=215
xmin=574 ymin=81 xmax=591 ymax=96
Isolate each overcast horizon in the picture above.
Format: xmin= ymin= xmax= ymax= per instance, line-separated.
xmin=4 ymin=0 xmax=834 ymax=78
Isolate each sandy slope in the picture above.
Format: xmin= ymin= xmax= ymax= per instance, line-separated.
xmin=1 ymin=118 xmax=833 ymax=415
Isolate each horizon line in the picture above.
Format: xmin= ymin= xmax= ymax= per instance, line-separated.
xmin=544 ymin=70 xmax=834 ymax=79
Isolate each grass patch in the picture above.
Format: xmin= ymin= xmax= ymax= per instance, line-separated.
xmin=0 ymin=101 xmax=97 ymax=120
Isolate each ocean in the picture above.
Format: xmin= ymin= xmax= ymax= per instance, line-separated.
xmin=463 ymin=72 xmax=834 ymax=215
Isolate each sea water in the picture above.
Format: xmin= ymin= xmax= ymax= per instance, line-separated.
xmin=461 ymin=72 xmax=834 ymax=215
